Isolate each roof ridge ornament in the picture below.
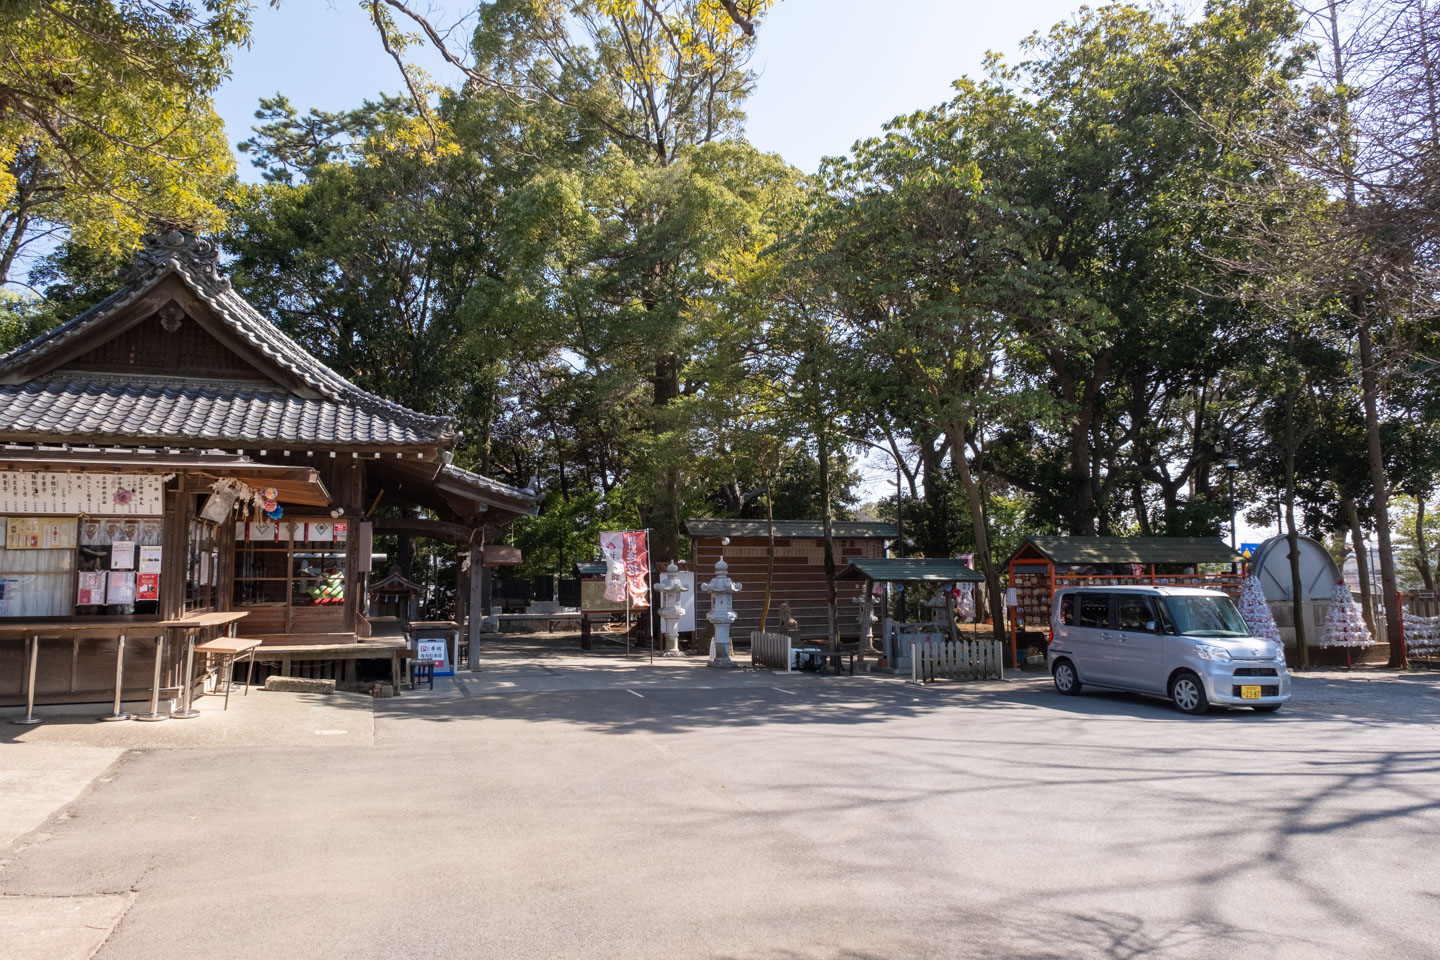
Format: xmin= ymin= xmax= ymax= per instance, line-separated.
xmin=124 ymin=229 xmax=231 ymax=295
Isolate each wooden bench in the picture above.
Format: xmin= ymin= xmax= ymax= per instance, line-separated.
xmin=195 ymin=637 xmax=262 ymax=709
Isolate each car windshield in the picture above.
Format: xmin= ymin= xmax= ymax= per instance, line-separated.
xmin=1163 ymin=595 xmax=1249 ymax=638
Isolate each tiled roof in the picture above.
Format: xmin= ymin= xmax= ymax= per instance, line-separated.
xmin=0 ymin=373 xmax=439 ymax=445
xmin=684 ymin=519 xmax=897 ymax=539
xmin=437 ymin=464 xmax=537 ymax=515
xmin=1014 ymin=536 xmax=1242 ymax=566
xmin=838 ymin=558 xmax=985 ymax=582
xmin=0 ymin=231 xmax=456 ymax=447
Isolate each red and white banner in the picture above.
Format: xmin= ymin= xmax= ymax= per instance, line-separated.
xmin=600 ymin=531 xmax=650 ymax=607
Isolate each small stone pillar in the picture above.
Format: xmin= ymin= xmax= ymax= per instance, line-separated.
xmin=702 ymin=539 xmax=743 ymax=668
xmin=654 ymin=561 xmax=689 ymax=658
xmin=856 ymin=587 xmax=878 ymax=654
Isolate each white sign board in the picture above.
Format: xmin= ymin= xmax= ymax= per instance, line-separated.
xmin=677 ymin=571 xmax=696 ymax=632
xmin=416 ymin=638 xmax=450 ymax=671
xmin=0 ymin=472 xmax=165 ymax=515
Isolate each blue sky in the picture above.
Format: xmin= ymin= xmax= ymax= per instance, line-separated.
xmin=216 ymin=0 xmax=1088 ymax=179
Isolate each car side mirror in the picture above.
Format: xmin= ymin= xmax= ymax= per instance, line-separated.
xmin=1145 ymin=620 xmax=1158 ymax=633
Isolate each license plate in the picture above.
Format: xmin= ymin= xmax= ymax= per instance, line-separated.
xmin=1240 ymin=685 xmax=1262 ymax=700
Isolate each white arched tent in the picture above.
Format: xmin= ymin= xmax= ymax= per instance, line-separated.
xmin=1249 ymin=536 xmax=1343 ymax=652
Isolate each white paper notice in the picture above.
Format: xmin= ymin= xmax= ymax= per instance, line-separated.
xmin=111 ymin=540 xmax=136 ymax=569
xmin=77 ymin=571 xmax=106 ymax=605
xmin=106 ymin=572 xmax=136 ymax=604
xmin=138 ymin=545 xmax=162 ymax=573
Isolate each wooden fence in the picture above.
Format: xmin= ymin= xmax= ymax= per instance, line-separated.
xmin=910 ymin=638 xmax=1005 ymax=683
xmin=751 ymin=630 xmax=793 ymax=671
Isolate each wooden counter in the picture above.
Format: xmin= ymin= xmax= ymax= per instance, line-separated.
xmin=157 ymin=611 xmax=249 ymax=628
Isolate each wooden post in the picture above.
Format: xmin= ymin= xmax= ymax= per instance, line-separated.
xmin=160 ymin=477 xmax=188 ymax=620
xmin=859 ymin=580 xmax=875 ymax=666
xmin=468 ymin=537 xmax=485 ymax=671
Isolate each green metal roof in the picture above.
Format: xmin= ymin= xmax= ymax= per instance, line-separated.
xmin=838 ymin=557 xmax=985 ymax=583
xmin=1012 ymin=536 xmax=1242 ymax=566
xmin=684 ymin=519 xmax=897 ymax=539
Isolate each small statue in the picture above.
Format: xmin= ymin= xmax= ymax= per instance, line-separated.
xmin=778 ymin=601 xmax=800 ymax=639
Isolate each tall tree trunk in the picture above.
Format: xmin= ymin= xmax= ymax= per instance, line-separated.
xmin=651 ymin=351 xmax=682 ymax=563
xmin=1342 ymin=492 xmax=1378 ymax=638
xmin=758 ymin=473 xmax=776 ymax=630
xmin=1324 ymin=0 xmax=1403 ymax=663
xmin=1416 ymin=495 xmax=1435 ymax=592
xmin=950 ymin=419 xmax=1006 ymax=650
xmin=1283 ymin=377 xmax=1309 ymax=668
xmin=818 ymin=425 xmax=838 ymax=651
xmin=398 ymin=534 xmax=415 ymax=579
xmin=1357 ymin=312 xmax=1405 ymax=663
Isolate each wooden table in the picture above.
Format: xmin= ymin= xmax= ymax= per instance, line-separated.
xmin=157 ymin=612 xmax=249 ymax=720
xmin=195 ymin=637 xmax=262 ymax=709
xmin=796 ymin=648 xmax=856 ymax=676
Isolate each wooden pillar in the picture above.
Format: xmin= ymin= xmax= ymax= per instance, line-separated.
xmin=335 ymin=459 xmax=365 ymax=637
xmin=467 ymin=534 xmax=486 ymax=671
xmin=160 ymin=475 xmax=189 ymax=620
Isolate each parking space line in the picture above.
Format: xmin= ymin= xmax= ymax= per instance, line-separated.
xmin=771 ymin=686 xmax=796 ymax=695
xmin=626 ymin=689 xmax=645 ymax=698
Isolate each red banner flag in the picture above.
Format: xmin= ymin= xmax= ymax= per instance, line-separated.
xmin=600 ymin=531 xmax=650 ymax=606
xmin=623 ymin=531 xmax=649 ymax=607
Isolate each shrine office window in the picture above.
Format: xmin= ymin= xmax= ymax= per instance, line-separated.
xmin=184 ymin=516 xmax=220 ymax=613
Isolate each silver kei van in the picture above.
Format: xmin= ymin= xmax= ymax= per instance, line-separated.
xmin=1047 ymin=585 xmax=1291 ymax=714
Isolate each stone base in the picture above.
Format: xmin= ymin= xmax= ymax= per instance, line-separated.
xmin=661 ymin=649 xmax=684 ymax=658
xmin=707 ymin=659 xmax=740 ymax=669
xmin=264 ymin=676 xmax=336 ymax=694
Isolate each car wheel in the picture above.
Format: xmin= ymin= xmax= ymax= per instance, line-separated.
xmin=1052 ymin=659 xmax=1082 ymax=696
xmin=1251 ymin=704 xmax=1282 ymax=714
xmin=1170 ymin=671 xmax=1208 ymax=715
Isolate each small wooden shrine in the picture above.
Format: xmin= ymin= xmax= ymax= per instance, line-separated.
xmin=1005 ymin=535 xmax=1243 ymax=663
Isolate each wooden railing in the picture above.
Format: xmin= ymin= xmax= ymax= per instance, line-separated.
xmin=910 ymin=638 xmax=1005 ymax=683
xmin=751 ymin=630 xmax=793 ymax=671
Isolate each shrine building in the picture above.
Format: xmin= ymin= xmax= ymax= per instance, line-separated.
xmin=0 ymin=231 xmax=534 ymax=712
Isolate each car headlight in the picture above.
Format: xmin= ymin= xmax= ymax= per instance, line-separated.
xmin=1194 ymin=644 xmax=1232 ymax=662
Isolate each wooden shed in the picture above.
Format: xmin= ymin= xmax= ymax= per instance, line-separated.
xmin=0 ymin=231 xmax=535 ymax=709
xmin=685 ymin=518 xmax=896 ymax=642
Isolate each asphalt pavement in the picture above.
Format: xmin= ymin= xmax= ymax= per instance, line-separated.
xmin=2 ymin=637 xmax=1438 ymax=960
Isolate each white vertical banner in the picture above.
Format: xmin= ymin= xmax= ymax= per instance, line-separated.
xmin=600 ymin=532 xmax=627 ymax=603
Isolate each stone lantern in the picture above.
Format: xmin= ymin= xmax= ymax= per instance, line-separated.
xmin=654 ymin=560 xmax=689 ymax=657
xmin=702 ymin=538 xmax=743 ymax=668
